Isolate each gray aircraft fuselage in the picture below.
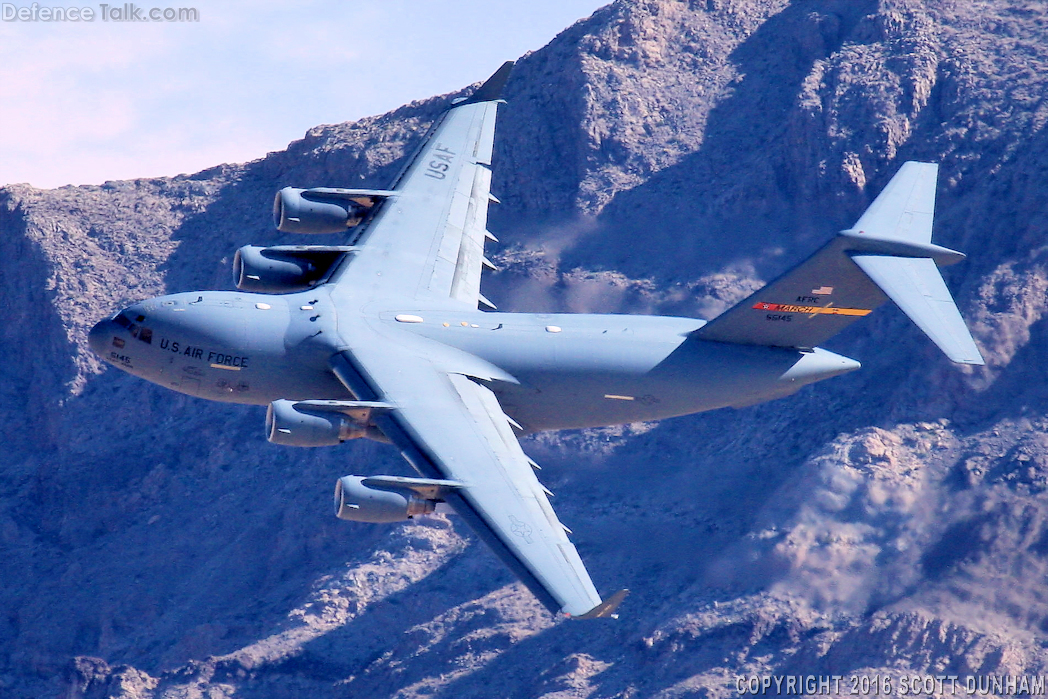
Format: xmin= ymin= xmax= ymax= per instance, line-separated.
xmin=89 ymin=286 xmax=859 ymax=433
xmin=81 ymin=56 xmax=979 ymax=620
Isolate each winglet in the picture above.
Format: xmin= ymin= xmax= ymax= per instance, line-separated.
xmin=461 ymin=61 xmax=514 ymax=105
xmin=572 ymin=589 xmax=629 ymax=620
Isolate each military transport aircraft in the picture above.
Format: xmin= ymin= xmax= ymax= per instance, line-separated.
xmin=88 ymin=62 xmax=983 ymax=619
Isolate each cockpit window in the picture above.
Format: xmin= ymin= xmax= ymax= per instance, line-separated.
xmin=111 ymin=312 xmax=152 ymax=344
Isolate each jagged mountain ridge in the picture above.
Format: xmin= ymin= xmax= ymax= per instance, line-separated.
xmin=3 ymin=0 xmax=1048 ymax=696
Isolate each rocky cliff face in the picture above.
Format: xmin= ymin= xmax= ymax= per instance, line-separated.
xmin=3 ymin=0 xmax=1048 ymax=696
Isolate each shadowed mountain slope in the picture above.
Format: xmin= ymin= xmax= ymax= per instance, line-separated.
xmin=3 ymin=0 xmax=1048 ymax=696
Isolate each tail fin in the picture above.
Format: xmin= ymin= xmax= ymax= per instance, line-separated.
xmin=694 ymin=162 xmax=984 ymax=365
xmin=852 ymin=160 xmax=937 ymax=243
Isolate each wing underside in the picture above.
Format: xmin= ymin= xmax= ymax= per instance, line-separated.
xmin=322 ymin=64 xmax=625 ymax=617
xmin=328 ymin=345 xmax=619 ymax=618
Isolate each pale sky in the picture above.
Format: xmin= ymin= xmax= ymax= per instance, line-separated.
xmin=0 ymin=0 xmax=607 ymax=189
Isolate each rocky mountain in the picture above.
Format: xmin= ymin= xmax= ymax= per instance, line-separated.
xmin=3 ymin=0 xmax=1048 ymax=696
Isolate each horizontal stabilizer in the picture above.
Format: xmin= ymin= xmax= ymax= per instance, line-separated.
xmin=851 ymin=255 xmax=984 ymax=365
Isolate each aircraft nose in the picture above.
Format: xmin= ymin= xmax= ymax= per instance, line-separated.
xmin=88 ymin=318 xmax=115 ymax=357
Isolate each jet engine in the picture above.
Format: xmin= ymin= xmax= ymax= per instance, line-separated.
xmin=266 ymin=399 xmax=368 ymax=447
xmin=233 ymin=245 xmax=342 ymax=293
xmin=334 ymin=476 xmax=439 ymax=523
xmin=273 ymin=187 xmax=393 ymax=234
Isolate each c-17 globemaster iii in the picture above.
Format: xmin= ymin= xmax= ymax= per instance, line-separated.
xmin=89 ymin=63 xmax=983 ymax=620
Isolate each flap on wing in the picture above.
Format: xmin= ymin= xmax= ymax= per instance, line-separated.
xmin=428 ymin=155 xmax=495 ymax=304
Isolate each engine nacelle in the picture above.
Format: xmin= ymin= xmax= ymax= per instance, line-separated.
xmin=266 ymin=400 xmax=367 ymax=447
xmin=233 ymin=246 xmax=317 ymax=293
xmin=273 ymin=187 xmax=368 ymax=234
xmin=334 ymin=476 xmax=437 ymax=523
xmin=233 ymin=245 xmax=344 ymax=293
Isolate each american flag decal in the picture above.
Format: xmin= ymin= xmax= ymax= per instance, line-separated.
xmin=811 ymin=286 xmax=834 ymax=295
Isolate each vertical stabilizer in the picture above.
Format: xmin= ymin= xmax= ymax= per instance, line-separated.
xmin=852 ymin=161 xmax=937 ymax=243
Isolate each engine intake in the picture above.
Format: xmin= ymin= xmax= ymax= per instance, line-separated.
xmin=334 ymin=476 xmax=439 ymax=523
xmin=272 ymin=187 xmax=394 ymax=234
xmin=266 ymin=400 xmax=368 ymax=447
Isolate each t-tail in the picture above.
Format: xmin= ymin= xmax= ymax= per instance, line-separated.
xmin=693 ymin=162 xmax=984 ymax=366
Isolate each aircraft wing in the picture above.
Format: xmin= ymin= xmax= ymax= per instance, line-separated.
xmin=323 ymin=64 xmax=625 ymax=617
xmin=332 ymin=62 xmax=512 ymax=310
xmin=327 ymin=342 xmax=625 ymax=619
